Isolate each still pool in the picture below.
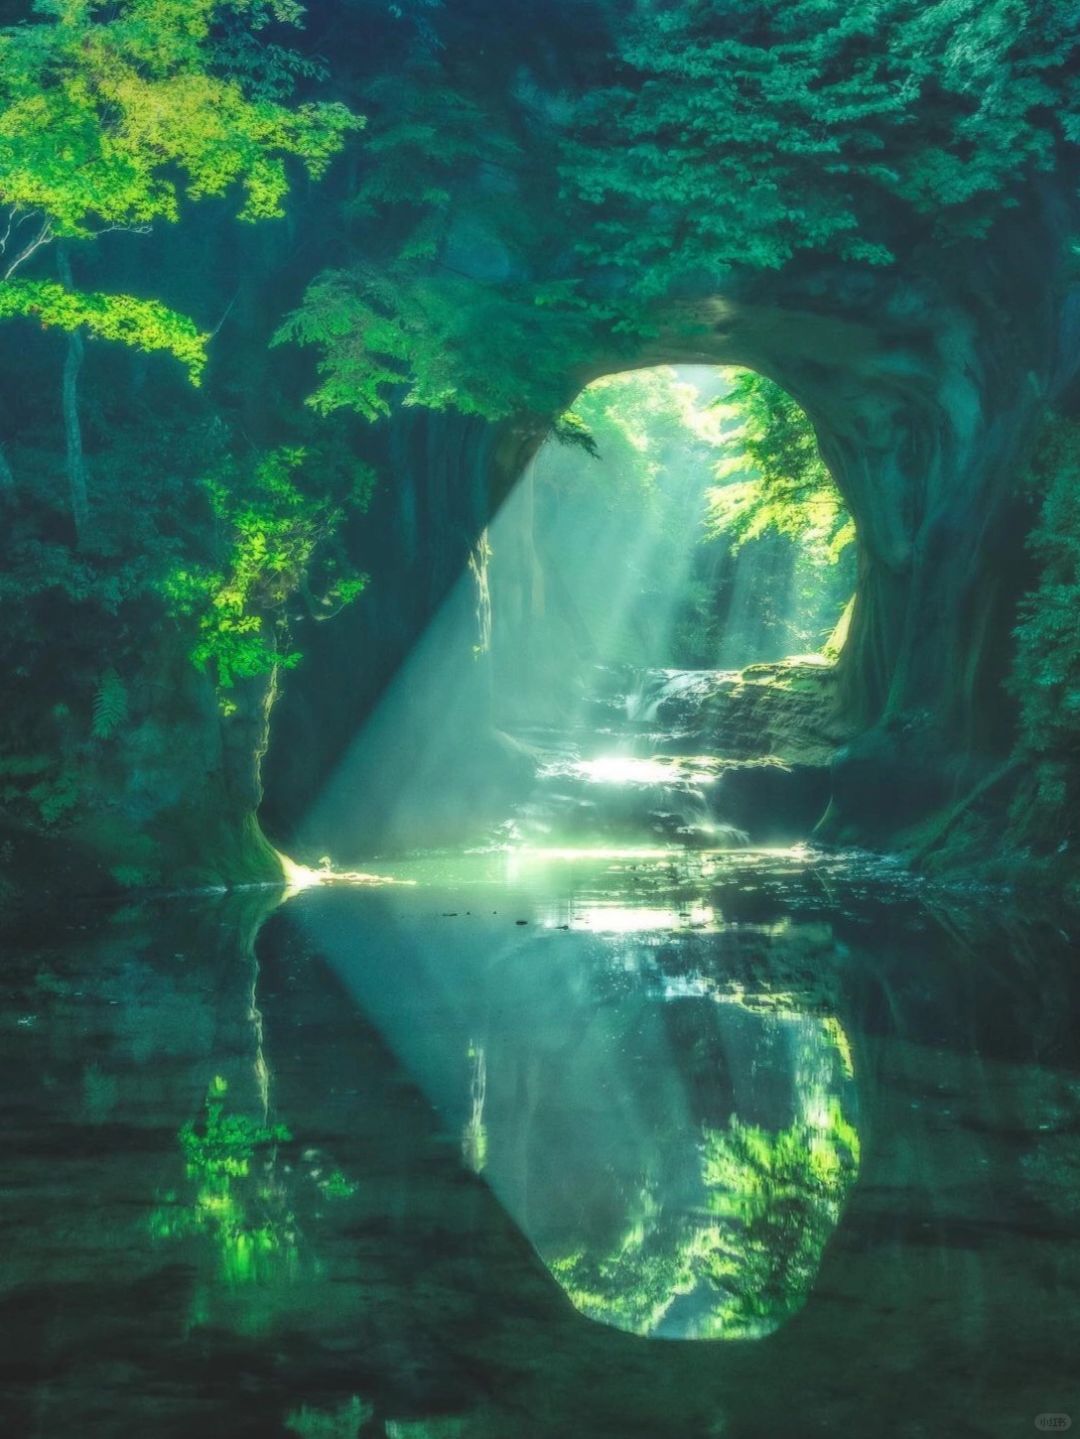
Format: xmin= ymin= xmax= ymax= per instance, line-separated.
xmin=1 ymin=848 xmax=1078 ymax=1437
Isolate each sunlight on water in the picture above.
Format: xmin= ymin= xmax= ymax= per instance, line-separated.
xmin=552 ymin=754 xmax=721 ymax=786
xmin=551 ymin=901 xmax=718 ymax=933
xmin=279 ymin=851 xmax=418 ymax=899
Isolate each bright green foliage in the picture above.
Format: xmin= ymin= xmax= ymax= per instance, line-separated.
xmin=151 ymin=1075 xmax=296 ymax=1288
xmin=550 ymin=1219 xmax=721 ymax=1341
xmin=276 ymin=266 xmax=591 ymax=422
xmin=0 ymin=279 xmax=208 ymax=381
xmin=179 ymin=1074 xmax=291 ymax=1181
xmin=567 ymin=366 xmax=728 ymax=489
xmin=1012 ymin=417 xmax=1080 ymax=758
xmin=162 ymin=446 xmax=373 ymax=689
xmin=505 ymin=367 xmax=730 ymax=672
xmin=699 ymin=1100 xmax=860 ymax=1335
xmin=490 ymin=365 xmax=852 ymax=689
xmin=706 ymin=370 xmax=854 ymax=564
xmin=566 ymin=0 xmax=1080 ymax=293
xmin=0 ymin=0 xmax=360 ymax=365
xmin=0 ymin=0 xmax=359 ymax=238
xmin=546 ymin=1013 xmax=860 ymax=1341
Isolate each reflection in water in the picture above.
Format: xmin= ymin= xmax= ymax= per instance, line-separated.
xmin=461 ymin=1042 xmax=489 ymax=1175
xmin=286 ymin=1395 xmax=374 ymax=1438
xmin=297 ymin=855 xmax=860 ymax=1340
xmin=3 ymin=858 xmax=1080 ymax=1437
xmin=546 ymin=1010 xmax=860 ymax=1341
xmin=149 ymin=1075 xmax=296 ymax=1290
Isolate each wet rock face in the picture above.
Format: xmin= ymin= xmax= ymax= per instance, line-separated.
xmin=0 ymin=649 xmax=283 ymax=916
xmin=504 ymin=661 xmax=851 ymax=849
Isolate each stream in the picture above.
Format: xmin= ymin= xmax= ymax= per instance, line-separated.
xmin=501 ymin=661 xmax=835 ymax=850
xmin=1 ymin=845 xmax=1078 ymax=1437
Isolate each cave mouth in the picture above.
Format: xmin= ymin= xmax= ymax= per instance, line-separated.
xmin=487 ymin=364 xmax=855 ymax=723
xmin=289 ymin=364 xmax=857 ymax=863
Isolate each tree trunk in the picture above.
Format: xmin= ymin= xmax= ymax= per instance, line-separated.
xmin=56 ymin=245 xmax=89 ymax=542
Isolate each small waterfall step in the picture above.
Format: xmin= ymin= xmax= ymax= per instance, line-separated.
xmin=501 ymin=660 xmax=853 ymax=848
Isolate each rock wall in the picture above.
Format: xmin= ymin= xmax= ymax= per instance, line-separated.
xmin=262 ymin=210 xmax=1080 ymax=859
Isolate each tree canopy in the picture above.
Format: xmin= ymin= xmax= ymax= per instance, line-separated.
xmin=706 ymin=370 xmax=854 ymax=564
xmin=276 ymin=0 xmax=1080 ymax=424
xmin=566 ymin=0 xmax=1080 ymax=293
xmin=0 ymin=0 xmax=360 ymax=369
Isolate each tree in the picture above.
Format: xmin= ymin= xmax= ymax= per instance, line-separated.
xmin=705 ymin=370 xmax=854 ymax=563
xmin=161 ymin=444 xmax=373 ymax=696
xmin=278 ymin=0 xmax=1080 ymax=427
xmin=565 ymin=0 xmax=1080 ymax=295
xmin=273 ymin=57 xmax=592 ymax=423
xmin=0 ymin=0 xmax=361 ymax=531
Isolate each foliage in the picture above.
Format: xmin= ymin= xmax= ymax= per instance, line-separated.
xmin=550 ymin=1214 xmax=718 ymax=1340
xmin=162 ymin=445 xmax=373 ymax=689
xmin=552 ymin=408 xmax=599 ymax=455
xmin=285 ymin=1397 xmax=374 ymax=1439
xmin=1012 ymin=416 xmax=1080 ymax=759
xmin=706 ymin=370 xmax=854 ymax=564
xmin=555 ymin=365 xmax=726 ymax=498
xmin=547 ymin=1016 xmax=860 ymax=1341
xmin=0 ymin=0 xmax=361 ymax=366
xmin=699 ymin=1098 xmax=860 ymax=1335
xmin=274 ymin=56 xmax=597 ymax=421
xmin=488 ymin=365 xmax=852 ymax=699
xmin=276 ymin=265 xmax=591 ymax=422
xmin=0 ymin=279 xmax=210 ymax=379
xmin=565 ymin=0 xmax=1080 ymax=295
xmin=0 ymin=0 xmax=359 ymax=237
xmin=151 ymin=1074 xmax=296 ymax=1288
xmin=279 ymin=0 xmax=1080 ymax=422
xmin=0 ymin=751 xmax=81 ymax=826
xmin=90 ymin=668 xmax=128 ymax=739
xmin=179 ymin=1074 xmax=291 ymax=1180
xmin=514 ymin=367 xmax=731 ymax=672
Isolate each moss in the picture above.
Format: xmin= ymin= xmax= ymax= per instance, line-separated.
xmin=159 ymin=810 xmax=284 ymax=892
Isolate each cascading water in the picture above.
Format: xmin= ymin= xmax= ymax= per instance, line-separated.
xmin=503 ymin=666 xmax=755 ymax=848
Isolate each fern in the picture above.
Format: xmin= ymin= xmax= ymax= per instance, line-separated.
xmin=91 ymin=669 xmax=129 ymax=741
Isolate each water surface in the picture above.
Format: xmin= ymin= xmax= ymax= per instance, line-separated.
xmin=1 ymin=849 xmax=1078 ymax=1437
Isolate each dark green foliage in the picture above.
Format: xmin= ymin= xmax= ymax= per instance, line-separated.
xmin=1012 ymin=416 xmax=1080 ymax=759
xmin=90 ymin=668 xmax=128 ymax=740
xmin=275 ymin=55 xmax=594 ymax=421
xmin=276 ymin=266 xmax=591 ymax=422
xmin=566 ymin=0 xmax=1080 ymax=294
xmin=279 ymin=0 xmax=1080 ymax=421
xmin=0 ymin=399 xmax=371 ymax=837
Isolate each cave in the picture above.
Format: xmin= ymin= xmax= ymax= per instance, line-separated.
xmin=2 ymin=0 xmax=1080 ymax=1433
xmin=261 ymin=247 xmax=1078 ymax=863
xmin=264 ymin=364 xmax=855 ymax=858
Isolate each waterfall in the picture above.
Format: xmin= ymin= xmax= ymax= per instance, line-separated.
xmin=505 ymin=664 xmax=751 ymax=849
